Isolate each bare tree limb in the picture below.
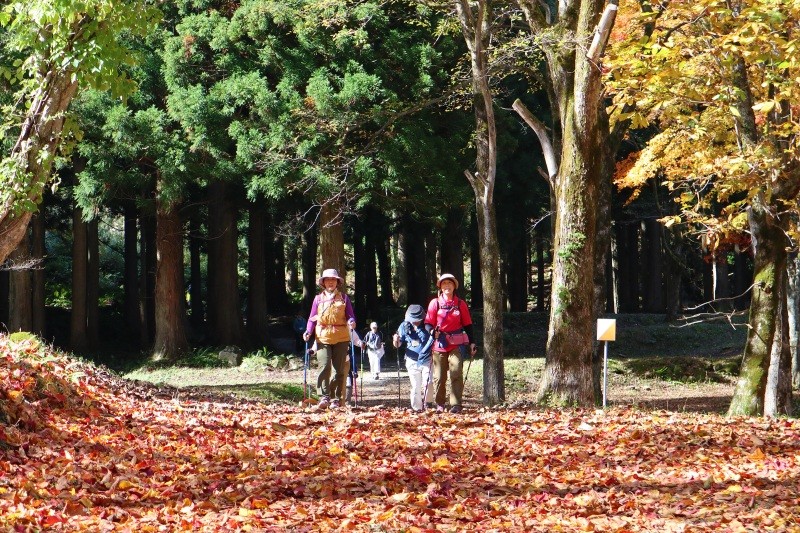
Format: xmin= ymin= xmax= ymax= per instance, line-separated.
xmin=512 ymin=98 xmax=558 ymax=187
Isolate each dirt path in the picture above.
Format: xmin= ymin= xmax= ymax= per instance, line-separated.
xmin=263 ymin=356 xmax=485 ymax=411
xmin=225 ymin=361 xmax=737 ymax=413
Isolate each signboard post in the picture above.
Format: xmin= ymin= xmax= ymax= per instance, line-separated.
xmin=597 ymin=318 xmax=617 ymax=408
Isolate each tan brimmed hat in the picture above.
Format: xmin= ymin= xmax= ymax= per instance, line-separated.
xmin=317 ymin=268 xmax=344 ymax=288
xmin=436 ymin=273 xmax=459 ymax=290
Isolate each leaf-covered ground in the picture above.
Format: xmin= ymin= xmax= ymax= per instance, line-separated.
xmin=2 ymin=337 xmax=799 ymax=532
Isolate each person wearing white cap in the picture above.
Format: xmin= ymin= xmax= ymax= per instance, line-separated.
xmin=363 ymin=321 xmax=385 ymax=380
xmin=424 ymin=273 xmax=476 ymax=414
xmin=302 ymin=268 xmax=357 ymax=410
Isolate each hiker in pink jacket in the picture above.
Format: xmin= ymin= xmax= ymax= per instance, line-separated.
xmin=424 ymin=273 xmax=476 ymax=414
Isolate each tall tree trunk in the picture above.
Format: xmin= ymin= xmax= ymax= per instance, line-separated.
xmin=535 ymin=225 xmax=546 ymax=311
xmin=0 ymin=71 xmax=78 ymax=265
xmin=712 ymin=254 xmax=732 ymax=311
xmin=319 ymin=201 xmax=345 ymax=277
xmin=610 ymin=221 xmax=621 ymax=314
xmin=663 ymin=228 xmax=685 ymax=321
xmin=394 ymin=223 xmax=408 ymax=306
xmin=8 ymin=238 xmax=33 ymax=333
xmin=728 ymin=198 xmax=786 ymax=416
xmin=271 ymin=232 xmax=289 ymax=312
xmin=86 ymin=219 xmax=99 ymax=350
xmin=456 ymin=0 xmax=504 ymax=405
xmin=31 ymin=212 xmax=45 ymax=336
xmin=764 ymin=267 xmax=793 ymax=417
xmin=139 ymin=208 xmax=156 ymax=348
xmin=475 ymin=193 xmax=504 ymax=404
xmin=207 ymin=181 xmax=245 ymax=347
xmin=469 ymin=212 xmax=483 ymax=307
xmin=441 ymin=208 xmax=466 ymax=284
xmin=425 ymin=230 xmax=438 ymax=298
xmin=70 ymin=207 xmax=88 ymax=352
xmin=363 ymin=209 xmax=380 ymax=320
xmin=641 ymin=218 xmax=664 ymax=313
xmin=152 ymin=200 xmax=188 ymax=360
xmin=504 ymin=211 xmax=528 ymax=312
xmin=616 ymin=222 xmax=640 ymax=312
xmin=123 ymin=201 xmax=141 ymax=341
xmin=188 ymin=208 xmax=204 ymax=332
xmin=353 ymin=217 xmax=367 ymax=322
xmin=247 ymin=202 xmax=269 ymax=345
xmin=287 ymin=235 xmax=300 ymax=294
xmin=726 ymin=47 xmax=800 ymax=416
xmin=593 ymin=136 xmax=615 ymax=399
xmin=301 ymin=219 xmax=318 ymax=312
xmin=403 ymin=215 xmax=428 ymax=307
xmin=702 ymin=255 xmax=714 ymax=309
xmin=788 ymin=254 xmax=800 ymax=388
xmin=376 ymin=212 xmax=394 ymax=307
xmin=733 ymin=250 xmax=752 ymax=310
xmin=538 ymin=133 xmax=599 ymax=406
xmin=535 ymin=23 xmax=606 ymax=407
xmin=0 ymin=269 xmax=8 ymax=329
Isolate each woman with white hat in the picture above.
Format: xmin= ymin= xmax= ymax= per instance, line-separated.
xmin=302 ymin=268 xmax=358 ymax=409
xmin=424 ymin=273 xmax=476 ymax=413
xmin=364 ymin=321 xmax=385 ymax=380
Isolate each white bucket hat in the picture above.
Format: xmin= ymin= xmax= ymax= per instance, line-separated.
xmin=436 ymin=273 xmax=459 ymax=290
xmin=317 ymin=268 xmax=344 ymax=288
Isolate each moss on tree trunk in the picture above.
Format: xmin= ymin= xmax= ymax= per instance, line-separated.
xmin=728 ymin=199 xmax=785 ymax=417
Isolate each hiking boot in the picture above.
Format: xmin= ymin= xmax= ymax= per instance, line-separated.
xmin=330 ymin=399 xmax=341 ymax=409
xmin=435 ymin=404 xmax=445 ymax=413
xmin=374 ymin=373 xmax=380 ymax=380
xmin=317 ymin=397 xmax=330 ymax=410
xmin=449 ymin=405 xmax=462 ymax=414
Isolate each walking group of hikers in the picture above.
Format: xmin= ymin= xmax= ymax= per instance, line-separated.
xmin=302 ymin=268 xmax=478 ymax=413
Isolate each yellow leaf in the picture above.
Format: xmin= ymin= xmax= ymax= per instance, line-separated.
xmin=7 ymin=390 xmax=23 ymax=404
xmin=749 ymin=448 xmax=765 ymax=460
xmin=752 ymin=101 xmax=776 ymax=113
xmin=251 ymin=498 xmax=270 ymax=509
xmin=328 ymin=444 xmax=344 ymax=455
xmin=431 ymin=456 xmax=451 ymax=469
xmin=377 ymin=508 xmax=395 ymax=522
xmin=117 ymin=479 xmax=135 ymax=490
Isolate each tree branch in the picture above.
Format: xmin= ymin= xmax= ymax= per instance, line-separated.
xmin=587 ymin=3 xmax=618 ymax=63
xmin=512 ymin=98 xmax=558 ymax=187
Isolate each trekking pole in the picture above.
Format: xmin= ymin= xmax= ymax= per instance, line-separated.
xmin=350 ymin=341 xmax=358 ymax=407
xmin=359 ymin=342 xmax=364 ymax=405
xmin=421 ymin=356 xmax=433 ymax=411
xmin=303 ymin=340 xmax=309 ymax=404
xmin=463 ymin=344 xmax=477 ymax=383
xmin=396 ymin=344 xmax=401 ymax=408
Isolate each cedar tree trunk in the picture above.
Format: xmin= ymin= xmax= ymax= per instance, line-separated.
xmin=152 ymin=200 xmax=188 ymax=360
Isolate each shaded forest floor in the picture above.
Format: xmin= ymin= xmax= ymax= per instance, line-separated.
xmin=125 ymin=312 xmax=752 ymax=414
xmin=2 ymin=332 xmax=800 ymax=531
